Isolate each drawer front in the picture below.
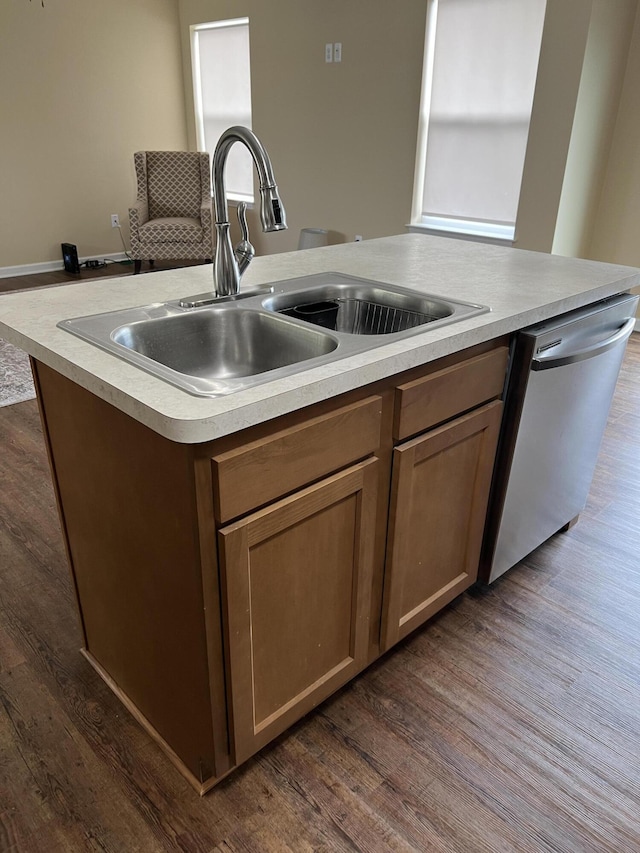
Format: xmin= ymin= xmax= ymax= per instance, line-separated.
xmin=394 ymin=346 xmax=508 ymax=441
xmin=212 ymin=395 xmax=383 ymax=523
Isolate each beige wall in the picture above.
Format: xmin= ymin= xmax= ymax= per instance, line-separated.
xmin=514 ymin=0 xmax=593 ymax=253
xmin=553 ymin=0 xmax=637 ymax=259
xmin=0 ymin=0 xmax=188 ymax=268
xmin=515 ymin=0 xmax=640 ymax=315
xmin=515 ymin=0 xmax=640 ymax=265
xmin=590 ymin=5 xmax=640 ymax=269
xmin=4 ymin=0 xmax=640 ymax=284
xmin=589 ymin=4 xmax=640 ymax=314
xmin=177 ymin=0 xmax=427 ymax=255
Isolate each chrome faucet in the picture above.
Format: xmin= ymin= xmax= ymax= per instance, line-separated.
xmin=212 ymin=126 xmax=287 ymax=297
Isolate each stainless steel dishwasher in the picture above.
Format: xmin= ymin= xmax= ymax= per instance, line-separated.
xmin=481 ymin=292 xmax=638 ymax=584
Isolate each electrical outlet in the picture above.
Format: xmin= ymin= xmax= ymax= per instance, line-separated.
xmin=355 ymin=234 xmax=363 ymax=242
xmin=334 ymin=42 xmax=342 ymax=63
xmin=111 ymin=214 xmax=120 ymax=228
xmin=325 ymin=43 xmax=333 ymax=63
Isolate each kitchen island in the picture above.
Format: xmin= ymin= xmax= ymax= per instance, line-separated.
xmin=1 ymin=233 xmax=638 ymax=794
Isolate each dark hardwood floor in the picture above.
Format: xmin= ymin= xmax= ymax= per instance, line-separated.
xmin=0 ymin=260 xmax=206 ymax=296
xmin=0 ymin=337 xmax=639 ymax=852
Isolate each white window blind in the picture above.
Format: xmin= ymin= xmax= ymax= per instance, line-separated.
xmin=414 ymin=0 xmax=546 ymax=239
xmin=191 ymin=18 xmax=253 ymax=201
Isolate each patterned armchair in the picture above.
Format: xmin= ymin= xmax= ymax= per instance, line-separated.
xmin=128 ymin=151 xmax=213 ymax=274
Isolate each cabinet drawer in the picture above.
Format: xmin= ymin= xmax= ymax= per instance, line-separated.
xmin=393 ymin=346 xmax=508 ymax=441
xmin=212 ymin=395 xmax=383 ymax=523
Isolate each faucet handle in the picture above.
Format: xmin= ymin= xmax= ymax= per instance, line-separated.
xmin=237 ymin=202 xmax=250 ymax=243
xmin=235 ymin=202 xmax=255 ymax=275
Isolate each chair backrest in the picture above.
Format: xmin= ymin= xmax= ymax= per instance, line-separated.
xmin=135 ymin=151 xmax=211 ymax=220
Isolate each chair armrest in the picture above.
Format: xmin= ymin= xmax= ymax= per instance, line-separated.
xmin=129 ymin=201 xmax=149 ymax=228
xmin=200 ymin=197 xmax=212 ymax=234
xmin=128 ymin=202 xmax=149 ymax=257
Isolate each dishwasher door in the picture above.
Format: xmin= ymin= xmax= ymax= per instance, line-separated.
xmin=483 ymin=293 xmax=638 ymax=584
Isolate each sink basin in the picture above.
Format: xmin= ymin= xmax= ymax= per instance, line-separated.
xmin=58 ymin=272 xmax=490 ymax=397
xmin=261 ymin=273 xmax=488 ymax=335
xmin=113 ymin=309 xmax=337 ymax=378
xmin=59 ymin=304 xmax=338 ymax=397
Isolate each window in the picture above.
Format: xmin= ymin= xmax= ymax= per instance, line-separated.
xmin=412 ymin=0 xmax=546 ymax=241
xmin=191 ymin=18 xmax=253 ymax=202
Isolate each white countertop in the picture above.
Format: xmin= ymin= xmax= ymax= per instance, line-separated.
xmin=1 ymin=233 xmax=638 ymax=443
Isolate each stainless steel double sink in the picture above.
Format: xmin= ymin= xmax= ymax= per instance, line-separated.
xmin=58 ymin=272 xmax=489 ymax=397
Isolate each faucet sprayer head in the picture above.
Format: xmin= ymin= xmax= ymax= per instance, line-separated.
xmin=260 ymin=185 xmax=287 ymax=232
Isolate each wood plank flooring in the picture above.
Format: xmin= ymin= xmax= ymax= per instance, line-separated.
xmin=0 ymin=336 xmax=639 ymax=852
xmin=0 ymin=260 xmax=206 ymax=296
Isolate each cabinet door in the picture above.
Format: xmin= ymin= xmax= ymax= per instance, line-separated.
xmin=381 ymin=401 xmax=502 ymax=650
xmin=218 ymin=458 xmax=378 ymax=765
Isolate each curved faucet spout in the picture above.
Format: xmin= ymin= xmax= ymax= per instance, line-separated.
xmin=212 ymin=126 xmax=287 ymax=296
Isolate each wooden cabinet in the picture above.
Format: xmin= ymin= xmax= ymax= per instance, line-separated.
xmin=211 ymin=396 xmax=384 ymax=764
xmin=380 ymin=346 xmax=508 ymax=651
xmin=381 ymin=402 xmax=502 ymax=650
xmin=218 ymin=459 xmax=378 ymax=764
xmin=33 ymin=337 xmax=508 ymax=793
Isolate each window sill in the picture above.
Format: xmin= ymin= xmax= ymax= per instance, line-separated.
xmin=228 ymin=197 xmax=255 ymax=209
xmin=209 ymin=192 xmax=255 ymax=209
xmin=407 ymin=219 xmax=514 ymax=248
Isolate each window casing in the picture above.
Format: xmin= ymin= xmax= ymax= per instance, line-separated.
xmin=411 ymin=0 xmax=546 ymax=242
xmin=191 ymin=18 xmax=253 ymax=202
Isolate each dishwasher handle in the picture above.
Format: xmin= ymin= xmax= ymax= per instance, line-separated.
xmin=532 ymin=317 xmax=636 ymax=371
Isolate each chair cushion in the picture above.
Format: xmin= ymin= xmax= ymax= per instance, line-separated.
xmin=139 ymin=217 xmax=203 ymax=243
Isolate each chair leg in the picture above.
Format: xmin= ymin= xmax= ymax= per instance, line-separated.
xmin=134 ymin=259 xmax=142 ymax=275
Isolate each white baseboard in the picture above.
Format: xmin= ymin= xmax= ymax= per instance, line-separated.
xmin=0 ymin=252 xmax=130 ymax=279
